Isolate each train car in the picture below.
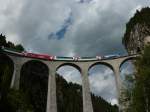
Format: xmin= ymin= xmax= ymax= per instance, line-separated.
xmin=96 ymin=56 xmax=102 ymax=60
xmin=54 ymin=56 xmax=74 ymax=61
xmin=22 ymin=52 xmax=54 ymax=60
xmin=103 ymin=54 xmax=120 ymax=59
xmin=77 ymin=57 xmax=96 ymax=61
xmin=73 ymin=56 xmax=81 ymax=61
xmin=77 ymin=56 xmax=102 ymax=61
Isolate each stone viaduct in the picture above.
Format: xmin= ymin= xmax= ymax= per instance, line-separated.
xmin=1 ymin=51 xmax=139 ymax=112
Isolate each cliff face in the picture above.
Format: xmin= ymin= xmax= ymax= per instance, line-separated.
xmin=123 ymin=7 xmax=150 ymax=54
xmin=124 ymin=23 xmax=150 ymax=54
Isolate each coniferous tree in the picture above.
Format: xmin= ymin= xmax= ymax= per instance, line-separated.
xmin=131 ymin=45 xmax=150 ymax=112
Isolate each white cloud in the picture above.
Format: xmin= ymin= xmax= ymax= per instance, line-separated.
xmin=89 ymin=64 xmax=118 ymax=104
xmin=111 ymin=98 xmax=118 ymax=105
xmin=1 ymin=0 xmax=150 ymax=56
xmin=57 ymin=65 xmax=82 ymax=85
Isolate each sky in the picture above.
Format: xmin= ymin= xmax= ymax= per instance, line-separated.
xmin=0 ymin=0 xmax=150 ymax=56
xmin=0 ymin=0 xmax=150 ymax=105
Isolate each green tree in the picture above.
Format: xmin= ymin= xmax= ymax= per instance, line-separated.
xmin=0 ymin=34 xmax=26 ymax=111
xmin=0 ymin=33 xmax=25 ymax=52
xmin=0 ymin=34 xmax=6 ymax=47
xmin=15 ymin=44 xmax=24 ymax=51
xmin=131 ymin=45 xmax=150 ymax=112
xmin=7 ymin=89 xmax=33 ymax=112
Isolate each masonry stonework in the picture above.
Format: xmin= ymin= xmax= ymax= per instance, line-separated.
xmin=5 ymin=53 xmax=138 ymax=112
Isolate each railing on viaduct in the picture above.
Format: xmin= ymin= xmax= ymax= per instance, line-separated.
xmin=0 ymin=50 xmax=139 ymax=112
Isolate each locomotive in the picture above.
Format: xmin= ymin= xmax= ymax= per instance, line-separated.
xmin=1 ymin=46 xmax=54 ymax=61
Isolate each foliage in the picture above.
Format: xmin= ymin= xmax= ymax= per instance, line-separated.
xmin=131 ymin=45 xmax=150 ymax=112
xmin=15 ymin=44 xmax=25 ymax=51
xmin=56 ymin=74 xmax=83 ymax=112
xmin=20 ymin=61 xmax=48 ymax=112
xmin=0 ymin=55 xmax=33 ymax=112
xmin=56 ymin=74 xmax=118 ymax=112
xmin=0 ymin=34 xmax=27 ymax=111
xmin=0 ymin=33 xmax=24 ymax=52
xmin=120 ymin=73 xmax=135 ymax=112
xmin=121 ymin=6 xmax=150 ymax=112
xmin=0 ymin=34 xmax=6 ymax=47
xmin=121 ymin=45 xmax=150 ymax=112
xmin=7 ymin=89 xmax=33 ymax=112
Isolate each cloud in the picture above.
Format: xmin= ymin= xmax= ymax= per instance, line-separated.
xmin=120 ymin=61 xmax=136 ymax=80
xmin=1 ymin=0 xmax=150 ymax=56
xmin=57 ymin=65 xmax=82 ymax=85
xmin=89 ymin=64 xmax=118 ymax=104
xmin=57 ymin=64 xmax=118 ymax=104
xmin=56 ymin=61 xmax=136 ymax=105
xmin=77 ymin=0 xmax=93 ymax=4
xmin=48 ymin=11 xmax=73 ymax=40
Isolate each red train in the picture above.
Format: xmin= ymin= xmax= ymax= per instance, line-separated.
xmin=22 ymin=52 xmax=54 ymax=60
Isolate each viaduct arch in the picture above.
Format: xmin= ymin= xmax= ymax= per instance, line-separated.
xmin=88 ymin=62 xmax=115 ymax=73
xmin=20 ymin=60 xmax=49 ymax=112
xmin=0 ymin=51 xmax=139 ymax=112
xmin=119 ymin=56 xmax=139 ymax=71
xmin=56 ymin=63 xmax=81 ymax=73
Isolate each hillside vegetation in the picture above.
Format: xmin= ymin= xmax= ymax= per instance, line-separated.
xmin=131 ymin=45 xmax=150 ymax=112
xmin=122 ymin=7 xmax=150 ymax=112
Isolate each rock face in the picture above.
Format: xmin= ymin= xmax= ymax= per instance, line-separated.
xmin=123 ymin=23 xmax=150 ymax=54
xmin=122 ymin=7 xmax=150 ymax=54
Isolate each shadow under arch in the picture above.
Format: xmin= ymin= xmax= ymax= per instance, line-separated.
xmin=0 ymin=53 xmax=14 ymax=69
xmin=88 ymin=62 xmax=115 ymax=74
xmin=56 ymin=63 xmax=81 ymax=73
xmin=119 ymin=56 xmax=139 ymax=71
xmin=20 ymin=60 xmax=49 ymax=112
xmin=0 ymin=53 xmax=14 ymax=86
xmin=0 ymin=54 xmax=14 ymax=111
